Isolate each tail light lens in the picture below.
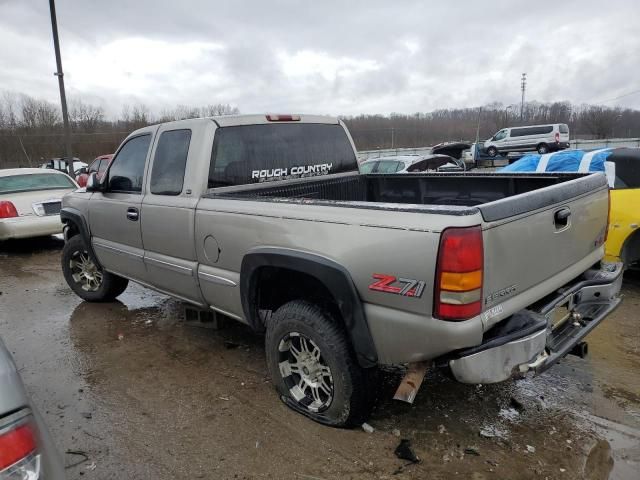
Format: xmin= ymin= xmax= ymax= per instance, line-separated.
xmin=0 ymin=411 xmax=40 ymax=479
xmin=434 ymin=226 xmax=483 ymax=321
xmin=0 ymin=201 xmax=18 ymax=219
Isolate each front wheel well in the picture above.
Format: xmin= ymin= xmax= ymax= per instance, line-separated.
xmin=62 ymin=219 xmax=80 ymax=239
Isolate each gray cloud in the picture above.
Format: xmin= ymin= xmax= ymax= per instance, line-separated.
xmin=1 ymin=0 xmax=638 ymax=117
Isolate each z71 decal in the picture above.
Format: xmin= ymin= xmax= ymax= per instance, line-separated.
xmin=369 ymin=274 xmax=426 ymax=298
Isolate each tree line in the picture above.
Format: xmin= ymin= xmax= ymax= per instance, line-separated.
xmin=0 ymin=90 xmax=638 ymax=168
xmin=343 ymin=102 xmax=640 ymax=151
xmin=0 ymin=92 xmax=239 ymax=168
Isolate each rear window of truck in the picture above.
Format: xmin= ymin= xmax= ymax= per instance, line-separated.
xmin=207 ymin=124 xmax=357 ymax=187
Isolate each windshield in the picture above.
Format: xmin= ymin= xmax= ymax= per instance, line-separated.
xmin=0 ymin=173 xmax=75 ymax=194
xmin=359 ymin=162 xmax=377 ymax=173
xmin=376 ymin=161 xmax=402 ymax=173
xmin=208 ymin=123 xmax=357 ymax=187
xmin=493 ymin=130 xmax=508 ymax=141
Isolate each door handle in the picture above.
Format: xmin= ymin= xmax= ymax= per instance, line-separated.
xmin=554 ymin=207 xmax=571 ymax=228
xmin=126 ymin=207 xmax=139 ymax=221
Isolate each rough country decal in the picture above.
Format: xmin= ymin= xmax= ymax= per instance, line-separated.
xmin=368 ymin=274 xmax=426 ymax=298
xmin=252 ymin=163 xmax=333 ymax=182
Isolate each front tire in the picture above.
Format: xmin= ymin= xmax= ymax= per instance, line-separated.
xmin=486 ymin=147 xmax=498 ymax=157
xmin=537 ymin=143 xmax=549 ymax=154
xmin=61 ymin=235 xmax=128 ymax=302
xmin=265 ymin=300 xmax=374 ymax=427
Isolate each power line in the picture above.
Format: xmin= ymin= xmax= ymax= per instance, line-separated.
xmin=588 ymin=89 xmax=640 ymax=105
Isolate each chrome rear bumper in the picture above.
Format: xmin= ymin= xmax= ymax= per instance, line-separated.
xmin=443 ymin=262 xmax=624 ymax=384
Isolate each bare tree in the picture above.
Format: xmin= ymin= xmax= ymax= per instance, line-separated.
xmin=131 ymin=103 xmax=151 ymax=128
xmin=69 ymin=98 xmax=104 ymax=133
xmin=200 ymin=103 xmax=240 ymax=116
xmin=579 ymin=105 xmax=621 ymax=139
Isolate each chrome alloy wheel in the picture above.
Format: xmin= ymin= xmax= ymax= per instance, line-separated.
xmin=278 ymin=332 xmax=334 ymax=412
xmin=69 ymin=250 xmax=103 ymax=292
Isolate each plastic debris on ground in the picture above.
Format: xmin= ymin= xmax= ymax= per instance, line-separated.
xmin=479 ymin=424 xmax=509 ymax=439
xmin=361 ymin=422 xmax=374 ymax=433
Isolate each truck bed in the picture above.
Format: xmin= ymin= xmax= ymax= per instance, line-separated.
xmin=206 ymin=171 xmax=605 ymax=222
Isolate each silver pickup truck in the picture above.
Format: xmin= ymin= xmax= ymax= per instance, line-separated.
xmin=60 ymin=114 xmax=623 ymax=427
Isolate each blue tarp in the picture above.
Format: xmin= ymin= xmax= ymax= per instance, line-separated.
xmin=499 ymin=149 xmax=614 ymax=173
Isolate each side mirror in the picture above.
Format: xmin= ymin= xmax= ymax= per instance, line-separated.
xmin=86 ymin=172 xmax=102 ymax=192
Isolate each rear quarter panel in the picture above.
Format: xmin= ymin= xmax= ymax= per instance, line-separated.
xmin=195 ymin=198 xmax=486 ymax=363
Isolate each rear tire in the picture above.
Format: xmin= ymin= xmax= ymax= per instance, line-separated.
xmin=537 ymin=143 xmax=549 ymax=154
xmin=61 ymin=235 xmax=128 ymax=302
xmin=487 ymin=147 xmax=498 ymax=157
xmin=265 ymin=300 xmax=375 ymax=427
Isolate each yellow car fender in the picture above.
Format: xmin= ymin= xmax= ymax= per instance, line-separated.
xmin=605 ymin=188 xmax=640 ymax=264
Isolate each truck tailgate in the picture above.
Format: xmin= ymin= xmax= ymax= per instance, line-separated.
xmin=479 ymin=173 xmax=609 ymax=327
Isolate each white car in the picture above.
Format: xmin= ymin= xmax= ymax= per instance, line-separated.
xmin=483 ymin=123 xmax=570 ymax=157
xmin=0 ymin=168 xmax=78 ymax=241
xmin=359 ymin=154 xmax=464 ymax=174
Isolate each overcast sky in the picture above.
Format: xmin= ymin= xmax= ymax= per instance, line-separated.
xmin=1 ymin=0 xmax=639 ymax=117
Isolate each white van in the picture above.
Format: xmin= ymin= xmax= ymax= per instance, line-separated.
xmin=484 ymin=123 xmax=570 ymax=157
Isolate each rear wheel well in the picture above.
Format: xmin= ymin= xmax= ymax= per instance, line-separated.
xmin=253 ymin=267 xmax=340 ymax=325
xmin=621 ymin=230 xmax=640 ymax=265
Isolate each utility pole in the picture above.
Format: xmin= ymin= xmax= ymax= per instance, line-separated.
xmin=49 ymin=0 xmax=74 ymax=178
xmin=520 ymin=73 xmax=527 ymax=123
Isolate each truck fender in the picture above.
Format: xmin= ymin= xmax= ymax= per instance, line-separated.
xmin=240 ymin=247 xmax=378 ymax=368
xmin=60 ymin=207 xmax=100 ymax=266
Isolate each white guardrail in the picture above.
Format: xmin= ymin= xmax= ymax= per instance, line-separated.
xmin=357 ymin=138 xmax=640 ymax=161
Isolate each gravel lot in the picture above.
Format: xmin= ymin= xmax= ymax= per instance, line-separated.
xmin=1 ymin=237 xmax=638 ymax=479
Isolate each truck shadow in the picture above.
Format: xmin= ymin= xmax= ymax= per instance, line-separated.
xmin=0 ymin=235 xmax=64 ymax=256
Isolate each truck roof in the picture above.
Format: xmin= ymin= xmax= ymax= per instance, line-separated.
xmin=131 ymin=114 xmax=341 ymax=134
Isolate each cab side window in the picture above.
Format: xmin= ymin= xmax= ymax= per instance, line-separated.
xmin=150 ymin=129 xmax=192 ymax=195
xmin=107 ymin=135 xmax=151 ymax=193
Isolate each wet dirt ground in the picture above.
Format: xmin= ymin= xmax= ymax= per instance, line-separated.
xmin=0 ymin=237 xmax=638 ymax=479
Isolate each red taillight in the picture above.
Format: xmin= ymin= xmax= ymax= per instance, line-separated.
xmin=0 ymin=201 xmax=19 ymax=219
xmin=555 ymin=132 xmax=560 ymax=143
xmin=0 ymin=422 xmax=37 ymax=470
xmin=434 ymin=226 xmax=484 ymax=321
xmin=266 ymin=114 xmax=300 ymax=122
